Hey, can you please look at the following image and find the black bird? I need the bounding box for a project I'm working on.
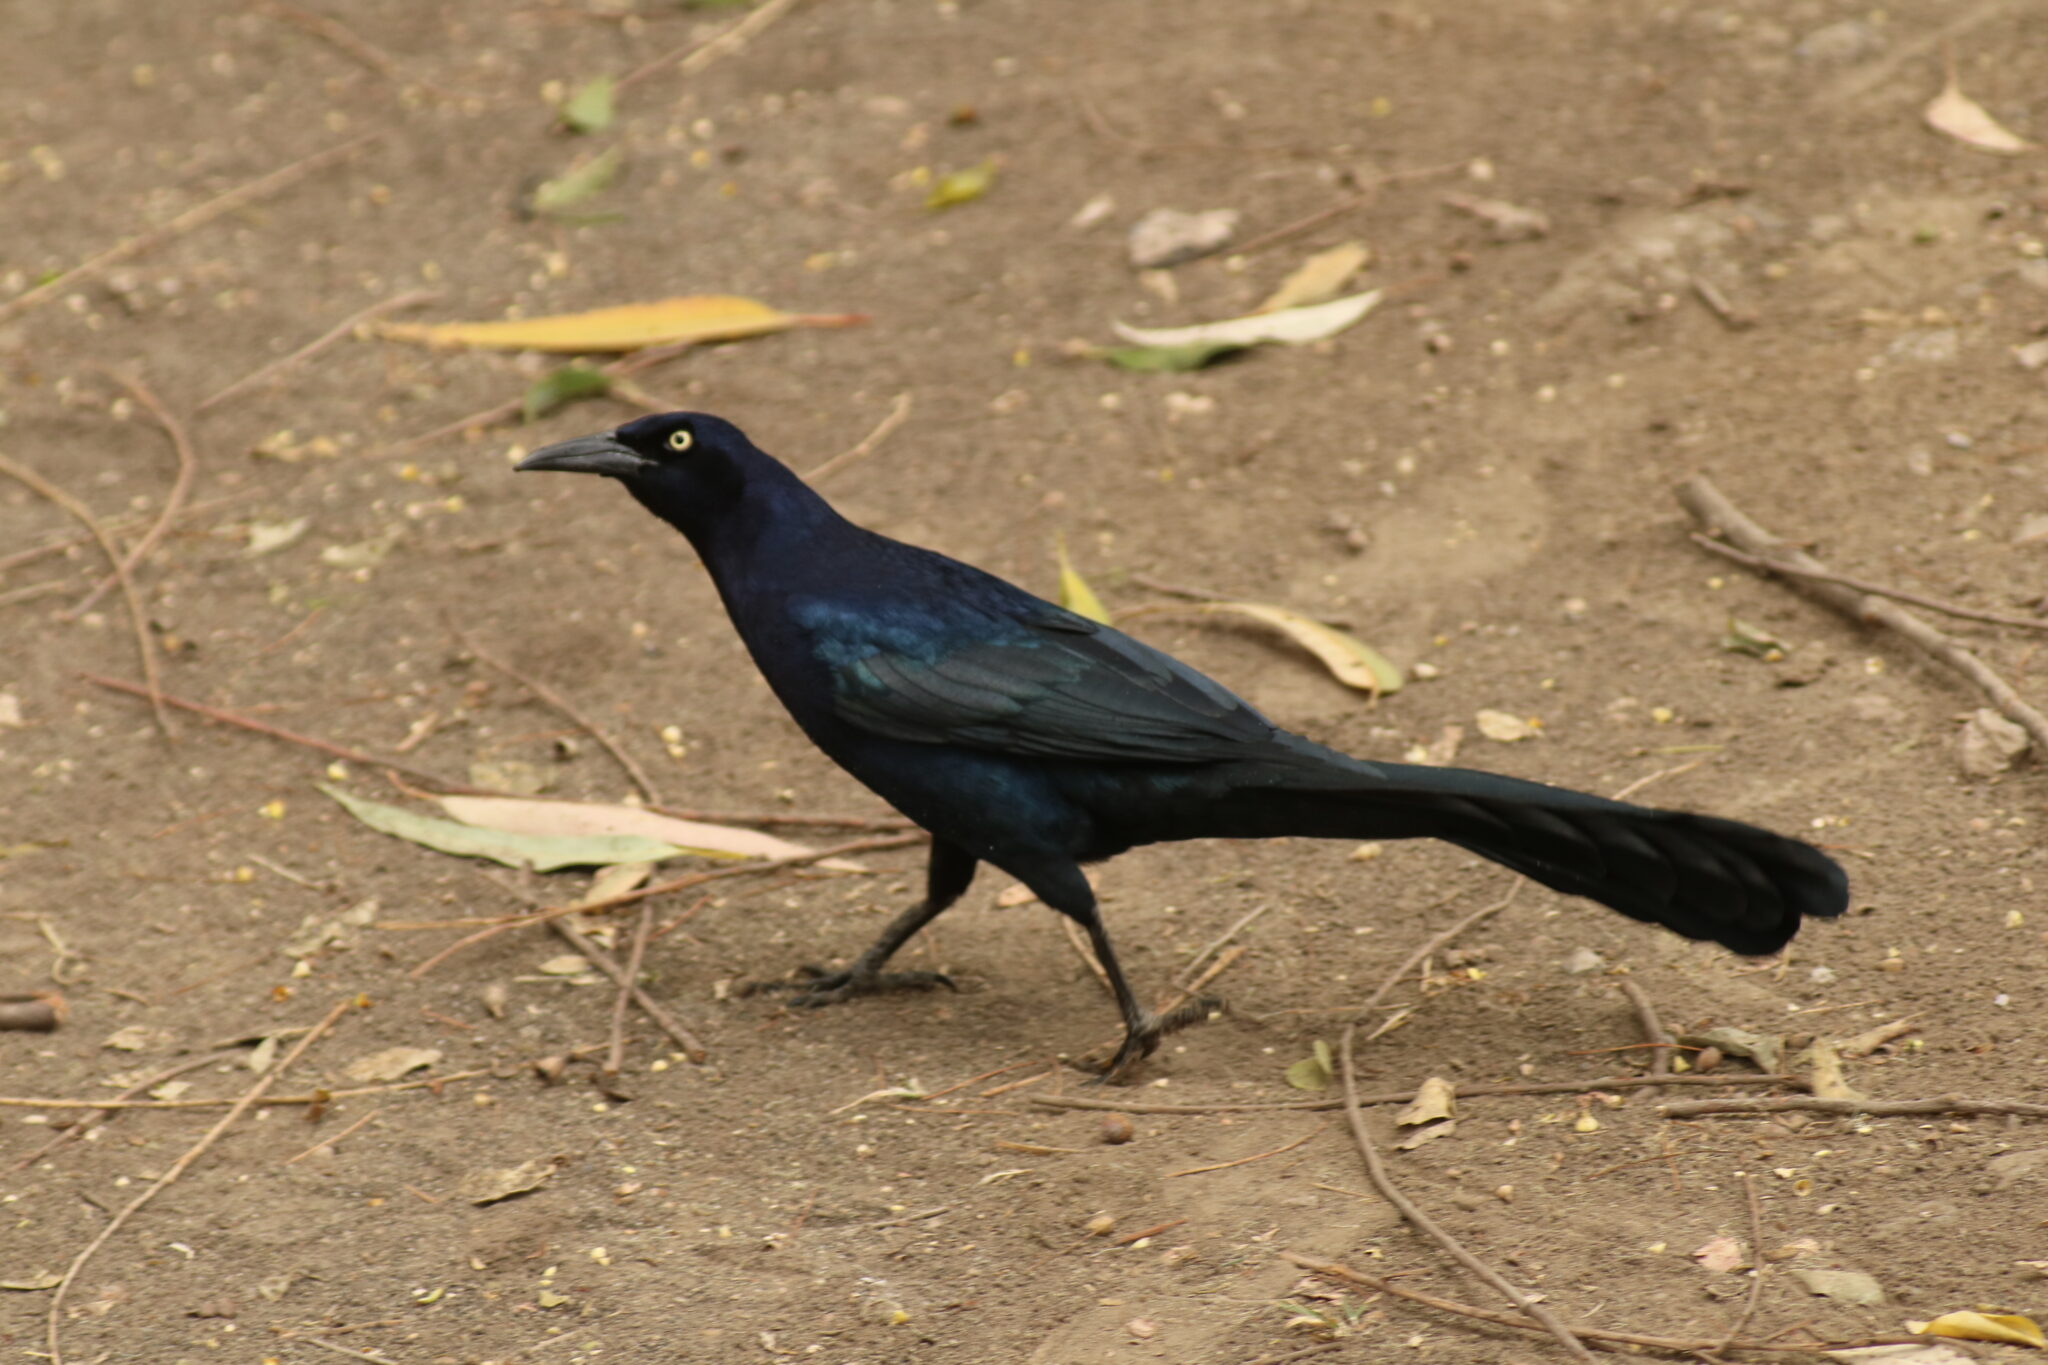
[518,413,1848,1078]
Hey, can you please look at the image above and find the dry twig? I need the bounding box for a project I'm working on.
[451,622,662,804]
[0,134,380,326]
[71,371,200,618]
[604,904,656,1079]
[199,289,437,412]
[283,1107,381,1165]
[2,461,170,736]
[1664,1094,2048,1121]
[615,0,804,94]
[1690,533,2048,634]
[1721,1173,1768,1351]
[805,392,913,485]
[1679,476,2048,753]
[551,906,706,1063]
[1228,160,1469,258]
[1618,979,1675,1078]
[5,1051,235,1173]
[1280,1253,1922,1357]
[1167,1122,1323,1177]
[46,999,352,1365]
[1032,1071,1799,1117]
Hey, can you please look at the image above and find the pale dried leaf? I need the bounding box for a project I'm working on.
[1128,207,1239,269]
[437,795,864,871]
[244,516,310,557]
[1692,1235,1746,1274]
[1835,1016,1918,1059]
[1392,1118,1455,1151]
[1112,289,1381,350]
[1258,241,1372,313]
[102,1025,173,1053]
[343,1046,442,1083]
[0,1272,63,1292]
[1795,1268,1886,1305]
[1807,1037,1863,1101]
[1444,193,1550,240]
[1475,709,1537,742]
[1394,1076,1456,1127]
[1679,1026,1784,1074]
[458,1157,556,1205]
[537,955,595,976]
[1957,707,2029,777]
[1925,76,2035,155]
[1120,601,1401,696]
[324,786,685,871]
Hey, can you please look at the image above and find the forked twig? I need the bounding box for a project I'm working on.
[71,371,199,617]
[1618,979,1674,1078]
[805,392,912,485]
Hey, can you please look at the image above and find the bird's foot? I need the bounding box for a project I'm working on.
[1083,995,1225,1085]
[744,963,958,1007]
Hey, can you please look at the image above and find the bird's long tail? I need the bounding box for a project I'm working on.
[1185,746,1848,955]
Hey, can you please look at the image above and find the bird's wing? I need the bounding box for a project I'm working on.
[792,595,1276,764]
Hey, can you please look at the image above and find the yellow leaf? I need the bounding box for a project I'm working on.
[1055,537,1111,624]
[1915,1312,2047,1347]
[375,296,864,353]
[927,157,998,210]
[1475,708,1538,742]
[1925,68,2035,155]
[1117,601,1403,697]
[1258,241,1372,313]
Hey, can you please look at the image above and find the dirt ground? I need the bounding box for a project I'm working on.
[5,1,2048,1362]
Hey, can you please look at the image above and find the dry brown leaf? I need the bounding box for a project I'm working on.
[1392,1118,1456,1151]
[343,1046,442,1083]
[1394,1076,1456,1127]
[1807,1038,1863,1101]
[458,1157,556,1205]
[1257,241,1372,313]
[1925,71,2035,155]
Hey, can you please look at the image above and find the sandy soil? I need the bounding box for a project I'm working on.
[4,2,2047,1362]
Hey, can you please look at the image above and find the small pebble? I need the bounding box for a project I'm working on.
[1099,1113,1135,1145]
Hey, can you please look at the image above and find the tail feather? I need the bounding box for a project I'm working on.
[1189,751,1848,955]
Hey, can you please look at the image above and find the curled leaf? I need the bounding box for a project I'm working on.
[927,157,998,210]
[1118,601,1402,697]
[1914,1312,2046,1347]
[559,76,615,135]
[1055,537,1111,625]
[1395,1076,1456,1127]
[1111,289,1382,351]
[376,295,863,354]
[1258,241,1371,313]
[522,364,611,422]
[1721,617,1789,660]
[530,145,623,216]
[1925,70,2034,155]
[1806,1037,1864,1101]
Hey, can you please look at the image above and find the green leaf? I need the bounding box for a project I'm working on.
[522,364,612,422]
[559,76,616,135]
[531,145,623,216]
[1284,1046,1333,1092]
[926,157,998,210]
[319,784,683,871]
[1097,341,1246,373]
[1055,536,1111,624]
[1720,616,1789,661]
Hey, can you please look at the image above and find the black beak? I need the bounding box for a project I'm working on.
[516,432,649,479]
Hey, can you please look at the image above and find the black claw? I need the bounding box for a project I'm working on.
[1082,997,1227,1085]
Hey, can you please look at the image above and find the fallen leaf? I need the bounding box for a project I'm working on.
[1692,1235,1747,1274]
[1392,1118,1456,1151]
[436,794,864,870]
[322,785,686,871]
[1128,207,1239,269]
[320,528,403,571]
[343,1046,441,1083]
[537,954,596,976]
[1925,70,2035,155]
[1795,1268,1886,1305]
[1118,601,1402,696]
[1096,341,1247,372]
[522,364,612,422]
[283,897,381,960]
[559,76,615,134]
[1722,617,1790,661]
[1258,241,1371,313]
[467,760,550,797]
[1285,1040,1335,1091]
[1395,1076,1456,1127]
[1807,1038,1863,1101]
[1680,1026,1785,1075]
[1443,193,1550,240]
[102,1025,173,1053]
[375,295,862,354]
[244,517,310,557]
[458,1157,556,1205]
[927,157,997,210]
[1475,709,1538,742]
[530,145,624,216]
[582,861,654,905]
[1055,537,1111,625]
[1835,1016,1918,1059]
[1914,1311,2046,1347]
[0,1272,63,1292]
[1112,289,1382,351]
[1957,707,2029,778]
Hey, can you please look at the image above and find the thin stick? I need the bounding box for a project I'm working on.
[0,491,259,575]
[404,833,921,977]
[1664,1094,2048,1120]
[0,579,72,608]
[1227,160,1469,257]
[81,671,488,792]
[452,623,661,804]
[0,134,379,326]
[1690,534,2048,634]
[70,372,200,617]
[1619,979,1674,1078]
[302,1337,395,1364]
[805,392,912,485]
[1032,1071,1800,1116]
[254,0,468,102]
[549,910,707,1063]
[1336,1023,1599,1363]
[1356,880,1522,1019]
[1167,1121,1322,1177]
[1161,943,1246,1015]
[283,1107,380,1165]
[46,999,351,1365]
[198,290,437,412]
[604,905,655,1079]
[1720,1173,1768,1351]
[1,460,169,736]
[5,1051,237,1173]
[614,0,804,94]
[1281,1253,1923,1357]
[1111,1218,1188,1247]
[1178,903,1272,986]
[1678,476,2048,753]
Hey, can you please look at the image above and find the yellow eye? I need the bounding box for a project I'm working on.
[666,428,694,453]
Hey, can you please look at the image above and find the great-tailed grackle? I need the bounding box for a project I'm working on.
[519,412,1849,1078]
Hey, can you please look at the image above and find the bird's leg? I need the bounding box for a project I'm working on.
[1032,865,1221,1083]
[748,839,976,1005]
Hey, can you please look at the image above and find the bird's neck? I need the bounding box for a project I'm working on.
[630,468,856,596]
